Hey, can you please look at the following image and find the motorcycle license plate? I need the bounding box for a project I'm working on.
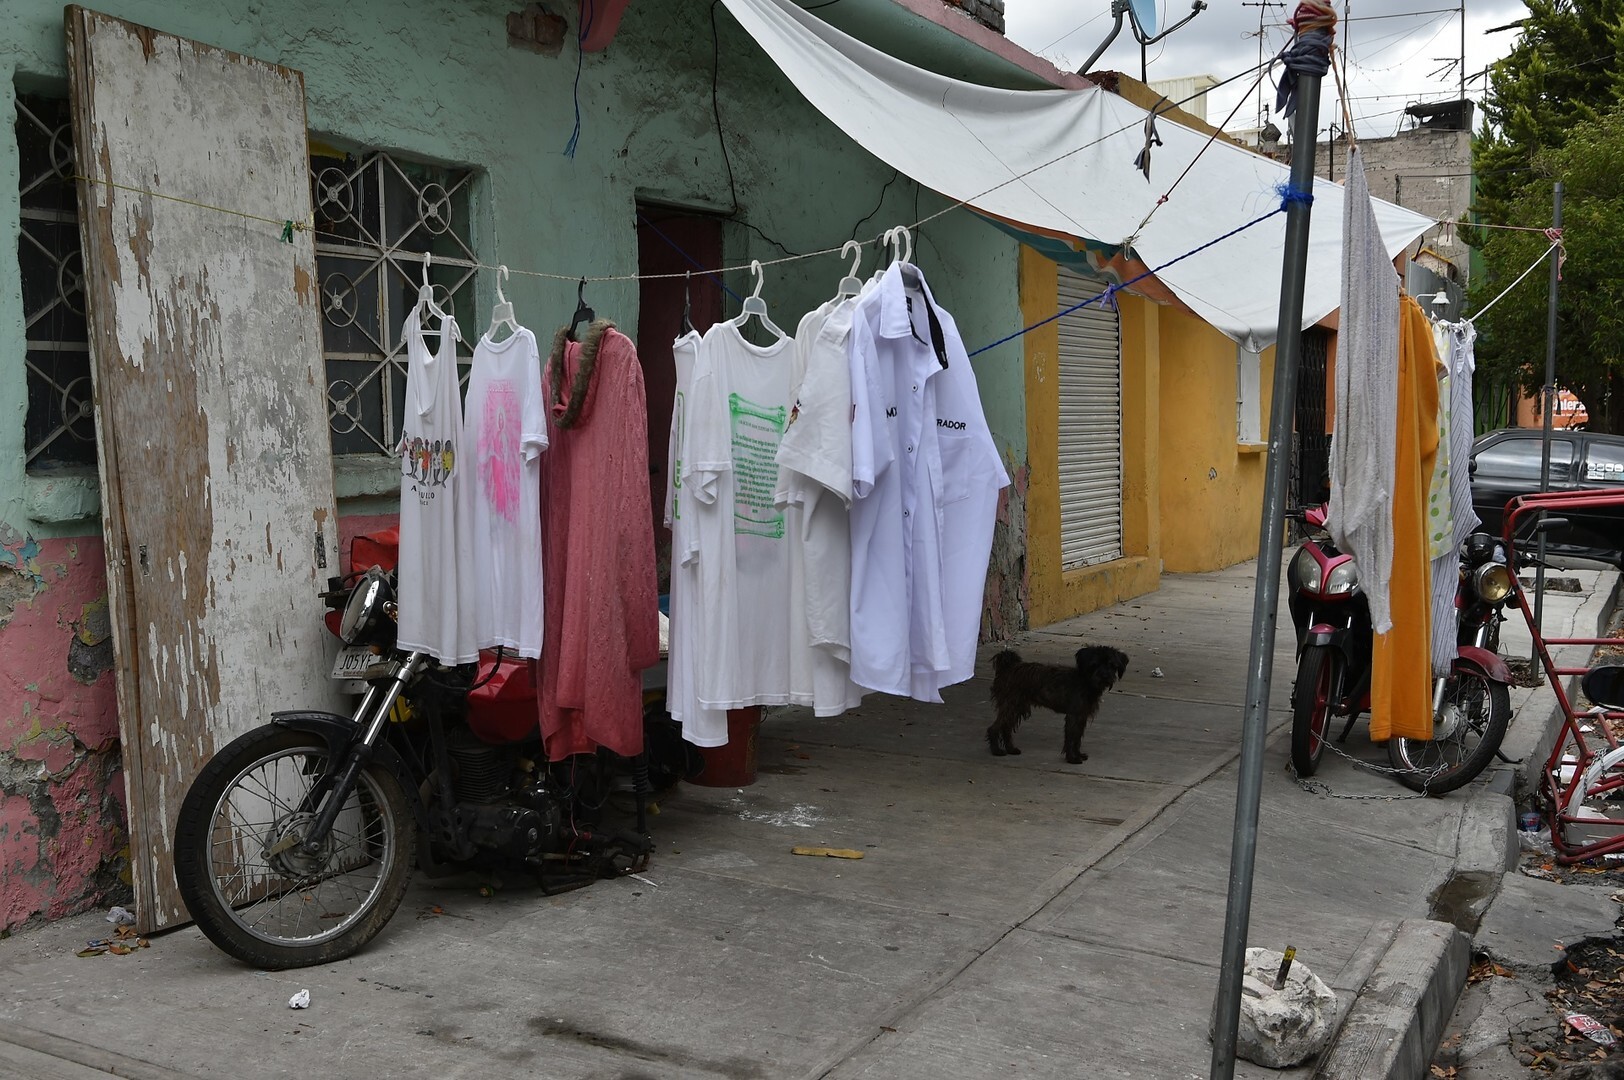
[330,644,375,680]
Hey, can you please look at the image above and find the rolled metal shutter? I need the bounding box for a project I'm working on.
[1057,267,1123,569]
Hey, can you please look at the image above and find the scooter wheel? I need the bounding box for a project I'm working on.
[173,725,414,969]
[1386,666,1511,795]
[1291,646,1337,777]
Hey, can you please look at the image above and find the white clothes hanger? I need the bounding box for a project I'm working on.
[487,264,519,341]
[417,252,466,346]
[837,240,864,298]
[730,259,787,341]
[885,226,921,288]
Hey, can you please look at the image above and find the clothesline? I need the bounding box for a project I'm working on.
[1466,241,1562,323]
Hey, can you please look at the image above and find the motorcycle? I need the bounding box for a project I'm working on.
[172,562,678,970]
[1285,505,1515,793]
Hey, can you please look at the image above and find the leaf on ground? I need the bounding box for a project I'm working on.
[75,947,106,958]
[107,944,131,956]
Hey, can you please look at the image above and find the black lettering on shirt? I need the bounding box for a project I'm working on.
[936,418,966,431]
[885,405,898,418]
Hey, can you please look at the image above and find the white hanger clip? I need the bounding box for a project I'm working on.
[731,259,786,341]
[837,240,864,298]
[419,251,435,306]
[488,264,517,340]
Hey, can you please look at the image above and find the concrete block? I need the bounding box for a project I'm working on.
[1477,874,1621,971]
[1223,948,1337,1068]
[1315,918,1471,1080]
[1457,791,1518,876]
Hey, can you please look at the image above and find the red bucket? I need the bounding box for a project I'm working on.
[690,708,761,787]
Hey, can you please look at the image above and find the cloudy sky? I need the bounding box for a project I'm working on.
[1002,0,1528,140]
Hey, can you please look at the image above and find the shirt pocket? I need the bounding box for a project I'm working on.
[936,430,976,504]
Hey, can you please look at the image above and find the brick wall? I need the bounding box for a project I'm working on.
[941,0,1005,34]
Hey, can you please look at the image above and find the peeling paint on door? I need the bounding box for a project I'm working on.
[66,6,341,932]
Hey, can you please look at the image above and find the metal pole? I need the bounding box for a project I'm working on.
[1210,70,1323,1080]
[1532,181,1563,660]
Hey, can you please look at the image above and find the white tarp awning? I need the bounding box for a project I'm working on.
[721,0,1436,350]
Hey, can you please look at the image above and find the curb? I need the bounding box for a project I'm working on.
[1314,919,1472,1080]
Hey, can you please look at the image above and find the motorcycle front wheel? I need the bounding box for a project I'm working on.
[1290,646,1338,777]
[1386,667,1511,795]
[173,725,414,969]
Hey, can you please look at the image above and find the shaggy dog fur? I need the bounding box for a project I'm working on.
[987,646,1130,763]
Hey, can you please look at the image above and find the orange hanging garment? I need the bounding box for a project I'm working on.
[1370,295,1443,742]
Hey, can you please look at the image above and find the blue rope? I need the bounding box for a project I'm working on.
[562,0,592,158]
[635,213,745,304]
[967,194,1305,359]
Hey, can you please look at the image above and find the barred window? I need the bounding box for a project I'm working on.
[310,149,479,456]
[15,93,94,471]
[12,99,483,472]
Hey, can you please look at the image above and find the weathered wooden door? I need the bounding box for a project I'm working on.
[67,7,342,932]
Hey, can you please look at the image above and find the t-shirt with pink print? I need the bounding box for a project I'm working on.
[463,327,548,657]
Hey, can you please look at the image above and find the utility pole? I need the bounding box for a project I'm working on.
[1460,0,1467,103]
[1242,1,1286,132]
[1533,181,1563,662]
[1210,33,1325,1080]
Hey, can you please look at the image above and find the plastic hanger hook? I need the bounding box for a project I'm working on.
[837,241,864,298]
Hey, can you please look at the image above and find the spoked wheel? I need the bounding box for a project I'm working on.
[173,726,414,969]
[1387,667,1511,795]
[1291,646,1338,777]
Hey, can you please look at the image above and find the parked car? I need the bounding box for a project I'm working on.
[1470,427,1624,565]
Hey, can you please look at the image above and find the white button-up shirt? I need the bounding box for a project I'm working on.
[848,263,1009,701]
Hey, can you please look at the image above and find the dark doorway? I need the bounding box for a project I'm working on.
[636,207,725,592]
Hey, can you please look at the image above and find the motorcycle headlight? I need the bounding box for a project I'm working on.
[339,568,391,645]
[1324,560,1361,596]
[1288,546,1321,594]
[1472,561,1514,604]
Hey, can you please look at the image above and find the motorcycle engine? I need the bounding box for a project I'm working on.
[457,776,568,860]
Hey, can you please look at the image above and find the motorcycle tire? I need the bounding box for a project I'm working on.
[173,725,414,970]
[1290,646,1337,777]
[1386,666,1511,795]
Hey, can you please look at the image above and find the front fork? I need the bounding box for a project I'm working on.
[299,651,426,857]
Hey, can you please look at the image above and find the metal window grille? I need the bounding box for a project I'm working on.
[15,94,95,470]
[310,150,478,455]
[1292,328,1332,513]
[14,102,482,468]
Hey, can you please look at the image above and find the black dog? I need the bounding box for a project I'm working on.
[987,646,1129,764]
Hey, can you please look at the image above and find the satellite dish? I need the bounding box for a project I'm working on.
[1127,0,1158,36]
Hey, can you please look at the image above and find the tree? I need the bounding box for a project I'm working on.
[1467,1,1624,431]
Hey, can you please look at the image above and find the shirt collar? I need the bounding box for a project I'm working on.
[873,263,949,368]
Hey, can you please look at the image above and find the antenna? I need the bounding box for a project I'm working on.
[1080,0,1209,80]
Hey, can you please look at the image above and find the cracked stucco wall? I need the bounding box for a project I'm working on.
[0,529,128,931]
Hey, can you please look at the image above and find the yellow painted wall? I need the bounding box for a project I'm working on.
[1156,306,1276,572]
[1022,248,1160,627]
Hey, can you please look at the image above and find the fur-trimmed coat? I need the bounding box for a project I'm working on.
[536,320,660,759]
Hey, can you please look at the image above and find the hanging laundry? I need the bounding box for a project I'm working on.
[537,319,660,759]
[664,330,730,747]
[1370,295,1442,743]
[773,295,868,717]
[395,301,478,665]
[684,319,800,710]
[1427,320,1481,675]
[463,326,547,658]
[1328,146,1401,634]
[847,262,1008,702]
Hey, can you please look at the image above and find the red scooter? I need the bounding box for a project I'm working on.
[1286,506,1515,793]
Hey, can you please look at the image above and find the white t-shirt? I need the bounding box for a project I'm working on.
[775,296,865,717]
[684,320,797,710]
[395,304,478,665]
[848,264,1008,701]
[463,327,547,658]
[664,331,730,746]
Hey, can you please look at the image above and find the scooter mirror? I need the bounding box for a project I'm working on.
[1581,665,1624,711]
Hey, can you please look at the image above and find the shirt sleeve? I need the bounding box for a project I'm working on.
[681,344,729,507]
[848,314,893,500]
[520,331,548,458]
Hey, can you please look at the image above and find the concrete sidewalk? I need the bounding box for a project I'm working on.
[0,559,1608,1080]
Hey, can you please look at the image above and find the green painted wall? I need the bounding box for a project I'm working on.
[0,0,1027,532]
